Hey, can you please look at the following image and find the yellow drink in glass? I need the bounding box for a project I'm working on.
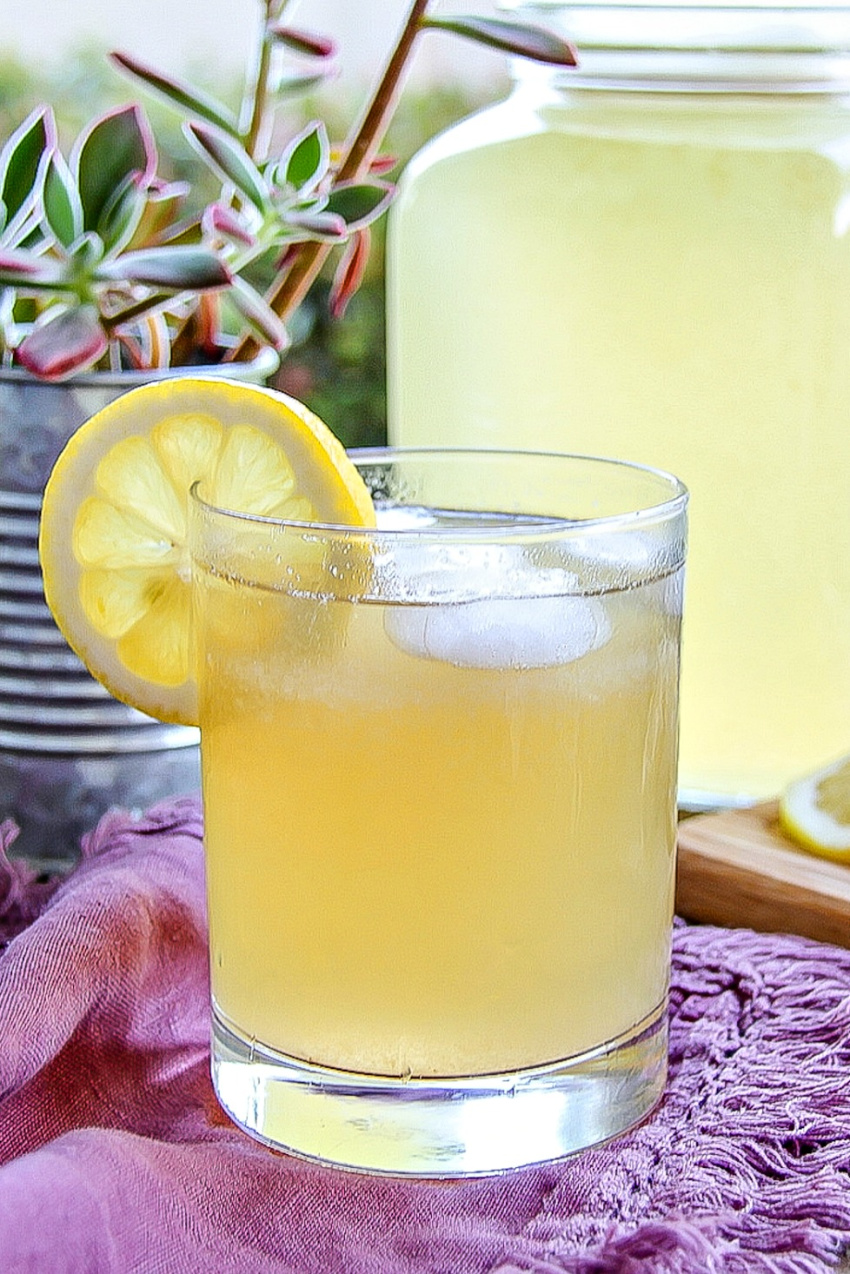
[387,76,850,805]
[191,449,687,1175]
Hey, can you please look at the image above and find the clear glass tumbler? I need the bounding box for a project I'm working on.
[189,449,688,1176]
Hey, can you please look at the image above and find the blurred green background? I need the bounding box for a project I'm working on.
[0,46,503,448]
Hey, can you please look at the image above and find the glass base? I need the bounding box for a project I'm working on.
[211,1003,668,1177]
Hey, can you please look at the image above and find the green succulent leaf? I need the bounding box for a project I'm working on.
[43,152,84,249]
[420,16,577,66]
[324,180,394,230]
[96,245,231,290]
[0,107,53,228]
[15,304,108,380]
[70,232,106,267]
[185,122,271,213]
[98,173,148,255]
[110,51,239,137]
[280,122,329,193]
[272,71,328,97]
[74,105,156,235]
[154,216,204,249]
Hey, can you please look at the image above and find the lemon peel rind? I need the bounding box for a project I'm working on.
[38,376,375,728]
[778,755,850,862]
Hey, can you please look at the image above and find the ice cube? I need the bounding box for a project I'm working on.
[384,592,610,670]
[376,542,528,603]
[561,530,656,573]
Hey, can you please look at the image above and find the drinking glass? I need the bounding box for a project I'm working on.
[189,449,688,1176]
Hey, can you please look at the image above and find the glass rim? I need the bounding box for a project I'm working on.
[189,446,689,539]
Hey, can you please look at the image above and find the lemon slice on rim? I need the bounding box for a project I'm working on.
[38,376,375,727]
[778,753,850,863]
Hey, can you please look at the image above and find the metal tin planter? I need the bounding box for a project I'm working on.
[0,352,278,867]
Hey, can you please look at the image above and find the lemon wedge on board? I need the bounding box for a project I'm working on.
[779,754,850,863]
[38,376,375,727]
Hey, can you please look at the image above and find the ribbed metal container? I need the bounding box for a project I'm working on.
[0,353,278,866]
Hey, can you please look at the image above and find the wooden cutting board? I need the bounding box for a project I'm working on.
[675,801,850,949]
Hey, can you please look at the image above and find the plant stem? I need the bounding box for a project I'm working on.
[170,0,285,366]
[104,292,173,332]
[241,0,276,159]
[227,0,431,363]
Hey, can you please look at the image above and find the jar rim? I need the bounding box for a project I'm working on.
[501,2,850,89]
[499,1,850,46]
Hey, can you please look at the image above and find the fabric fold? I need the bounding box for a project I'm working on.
[0,798,848,1273]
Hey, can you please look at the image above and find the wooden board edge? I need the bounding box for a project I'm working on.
[676,801,850,950]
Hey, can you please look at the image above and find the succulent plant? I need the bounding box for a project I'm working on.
[0,1,575,381]
[0,104,232,379]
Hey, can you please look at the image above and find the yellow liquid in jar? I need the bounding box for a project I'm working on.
[387,92,850,802]
[198,559,679,1078]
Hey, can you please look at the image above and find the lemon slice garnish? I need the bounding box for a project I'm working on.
[778,753,850,862]
[39,376,375,726]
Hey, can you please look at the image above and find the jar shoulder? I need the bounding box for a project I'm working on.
[400,86,850,184]
[398,96,546,185]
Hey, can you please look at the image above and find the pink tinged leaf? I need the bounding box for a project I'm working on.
[368,154,397,177]
[0,249,65,287]
[97,245,231,290]
[146,176,189,200]
[228,275,291,351]
[420,17,577,67]
[284,209,347,240]
[203,202,256,246]
[273,243,299,273]
[0,248,46,275]
[267,24,336,58]
[329,227,371,320]
[184,122,271,214]
[110,51,239,136]
[16,305,108,380]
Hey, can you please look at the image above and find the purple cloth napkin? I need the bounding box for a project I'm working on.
[0,800,849,1274]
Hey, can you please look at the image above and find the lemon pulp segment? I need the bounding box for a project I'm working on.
[38,377,375,725]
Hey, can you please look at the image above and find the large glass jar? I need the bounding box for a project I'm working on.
[386,2,850,806]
